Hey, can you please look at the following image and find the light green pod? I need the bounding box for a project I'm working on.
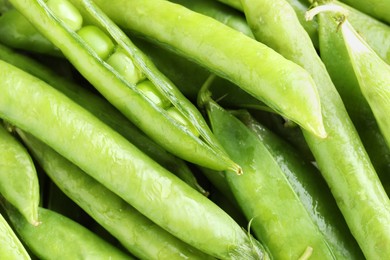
[18,130,215,260]
[5,206,133,259]
[340,20,390,151]
[0,124,39,225]
[0,60,267,260]
[0,213,30,260]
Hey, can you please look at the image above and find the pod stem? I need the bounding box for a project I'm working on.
[305,3,348,24]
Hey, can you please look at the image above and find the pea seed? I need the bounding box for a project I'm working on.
[46,0,83,31]
[106,48,145,84]
[166,106,199,137]
[77,25,115,60]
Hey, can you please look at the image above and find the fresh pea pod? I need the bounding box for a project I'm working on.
[203,98,335,259]
[17,129,214,260]
[8,0,240,173]
[316,6,390,189]
[338,0,390,25]
[0,124,39,226]
[94,0,327,139]
[0,43,207,196]
[0,60,267,259]
[336,13,390,149]
[3,204,132,260]
[336,1,390,64]
[213,0,319,48]
[235,110,364,259]
[0,213,30,260]
[169,0,254,38]
[240,0,390,259]
[0,9,60,57]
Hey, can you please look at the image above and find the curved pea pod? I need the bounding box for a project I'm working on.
[0,60,268,260]
[317,10,390,189]
[4,205,132,259]
[169,0,255,38]
[338,0,390,25]
[213,0,319,48]
[339,18,390,149]
[0,9,60,57]
[0,213,30,260]
[93,0,327,139]
[235,110,364,259]
[8,0,240,174]
[242,1,390,259]
[204,99,335,259]
[0,43,207,196]
[0,124,39,226]
[339,1,390,65]
[17,130,214,260]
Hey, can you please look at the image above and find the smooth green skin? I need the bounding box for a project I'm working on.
[0,43,208,196]
[241,0,390,259]
[318,13,390,191]
[0,8,276,111]
[0,9,60,56]
[46,0,83,31]
[339,0,390,25]
[206,101,335,260]
[214,0,319,48]
[0,124,39,226]
[169,0,255,38]
[0,213,30,260]
[71,0,240,172]
[77,25,115,60]
[18,130,214,260]
[341,21,390,152]
[5,206,132,259]
[94,0,327,139]
[339,1,390,64]
[0,60,265,260]
[8,0,239,173]
[236,111,364,259]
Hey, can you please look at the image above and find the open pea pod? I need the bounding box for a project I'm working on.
[7,0,240,174]
[93,0,327,139]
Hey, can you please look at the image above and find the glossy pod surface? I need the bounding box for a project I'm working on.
[18,130,214,260]
[0,60,266,260]
[93,0,327,139]
[8,0,240,173]
[0,124,39,226]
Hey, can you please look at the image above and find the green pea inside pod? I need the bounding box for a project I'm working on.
[46,0,83,31]
[166,106,200,137]
[136,80,170,109]
[106,48,146,84]
[77,25,115,60]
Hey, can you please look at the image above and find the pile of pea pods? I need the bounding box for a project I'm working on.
[0,0,390,259]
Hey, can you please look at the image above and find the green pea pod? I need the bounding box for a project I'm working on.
[0,213,30,260]
[204,98,335,259]
[0,9,60,57]
[0,60,267,260]
[338,17,390,149]
[337,1,390,64]
[169,0,255,38]
[17,129,214,260]
[3,205,132,259]
[235,110,364,259]
[0,124,39,226]
[8,0,241,174]
[317,8,390,188]
[338,0,390,25]
[241,0,390,259]
[213,0,319,48]
[0,43,208,196]
[94,0,327,139]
